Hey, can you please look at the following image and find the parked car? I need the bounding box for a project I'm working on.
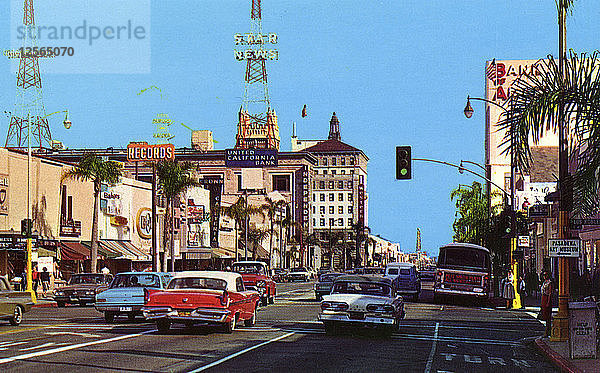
[420,267,436,282]
[232,261,276,306]
[385,262,421,301]
[53,273,113,307]
[317,267,332,277]
[288,267,311,282]
[95,272,172,323]
[362,267,385,276]
[314,272,344,301]
[319,275,405,335]
[0,276,34,326]
[271,268,288,283]
[141,271,260,333]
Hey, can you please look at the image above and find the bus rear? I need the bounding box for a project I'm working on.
[433,243,491,300]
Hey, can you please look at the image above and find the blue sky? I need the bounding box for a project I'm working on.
[2,1,600,257]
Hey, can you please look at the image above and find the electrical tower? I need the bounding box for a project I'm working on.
[5,0,52,148]
[234,0,280,150]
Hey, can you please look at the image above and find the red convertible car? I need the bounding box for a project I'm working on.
[232,261,277,306]
[141,271,260,333]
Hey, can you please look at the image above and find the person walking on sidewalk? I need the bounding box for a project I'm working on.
[40,267,50,297]
[503,271,515,309]
[517,276,526,309]
[540,271,553,337]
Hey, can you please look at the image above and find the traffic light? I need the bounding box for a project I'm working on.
[396,146,411,180]
[21,218,32,238]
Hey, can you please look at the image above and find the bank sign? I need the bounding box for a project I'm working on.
[225,149,277,167]
[548,239,580,257]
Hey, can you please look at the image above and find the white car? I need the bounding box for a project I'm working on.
[287,267,311,282]
[319,275,405,335]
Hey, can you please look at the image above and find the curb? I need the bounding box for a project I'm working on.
[32,301,57,308]
[534,337,582,373]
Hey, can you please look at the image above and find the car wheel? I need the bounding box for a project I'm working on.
[104,311,115,323]
[244,307,257,327]
[223,314,237,333]
[127,312,136,321]
[9,305,23,326]
[323,321,337,335]
[56,301,65,308]
[156,319,170,332]
[316,294,322,301]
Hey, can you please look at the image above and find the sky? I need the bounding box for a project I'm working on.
[2,1,600,257]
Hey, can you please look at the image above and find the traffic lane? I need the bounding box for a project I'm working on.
[275,280,315,298]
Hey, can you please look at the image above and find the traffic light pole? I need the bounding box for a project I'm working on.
[26,113,36,303]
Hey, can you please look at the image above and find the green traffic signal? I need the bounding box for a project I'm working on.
[396,146,411,180]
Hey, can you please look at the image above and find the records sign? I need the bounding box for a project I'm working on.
[0,175,8,215]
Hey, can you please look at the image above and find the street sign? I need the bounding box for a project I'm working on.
[548,239,580,257]
[528,204,550,218]
[518,235,530,247]
[569,218,600,230]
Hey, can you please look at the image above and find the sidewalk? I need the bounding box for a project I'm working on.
[31,293,57,308]
[534,337,599,373]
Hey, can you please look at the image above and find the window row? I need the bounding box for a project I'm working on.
[313,180,353,190]
[321,156,356,166]
[313,205,353,214]
[314,217,354,227]
[312,193,354,202]
[318,169,354,175]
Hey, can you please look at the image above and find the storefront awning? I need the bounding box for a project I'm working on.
[97,240,151,261]
[183,247,212,260]
[59,241,90,261]
[212,248,234,259]
[119,241,151,261]
[579,228,600,241]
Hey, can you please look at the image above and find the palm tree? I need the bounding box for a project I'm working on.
[261,197,287,265]
[62,153,122,273]
[450,182,491,245]
[223,197,263,260]
[302,232,319,268]
[247,225,269,260]
[321,230,344,270]
[154,160,199,272]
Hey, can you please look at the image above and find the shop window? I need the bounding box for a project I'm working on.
[272,175,291,192]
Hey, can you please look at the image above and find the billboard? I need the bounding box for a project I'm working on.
[127,142,175,162]
[225,149,277,167]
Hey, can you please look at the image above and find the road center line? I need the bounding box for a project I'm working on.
[424,322,439,373]
[0,330,154,365]
[188,331,296,373]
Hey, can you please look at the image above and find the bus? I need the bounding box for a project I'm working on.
[433,243,491,302]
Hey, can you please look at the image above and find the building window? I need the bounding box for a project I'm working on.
[348,218,353,226]
[319,181,325,189]
[329,218,335,227]
[338,218,344,226]
[341,170,346,175]
[338,206,343,214]
[329,181,334,189]
[329,193,334,201]
[341,158,346,166]
[320,194,325,202]
[320,206,325,214]
[320,218,325,227]
[339,193,344,201]
[348,193,353,201]
[312,206,316,214]
[313,218,316,226]
[313,193,316,202]
[313,181,316,189]
[323,170,328,175]
[347,206,352,214]
[350,170,355,174]
[329,206,334,214]
[332,158,337,166]
[323,158,328,166]
[272,175,291,192]
[338,181,344,189]
[347,181,353,188]
[237,174,243,192]
[331,170,336,175]
[350,157,355,165]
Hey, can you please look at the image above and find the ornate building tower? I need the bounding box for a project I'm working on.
[5,0,52,148]
[234,0,280,150]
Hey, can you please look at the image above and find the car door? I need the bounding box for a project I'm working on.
[0,278,11,317]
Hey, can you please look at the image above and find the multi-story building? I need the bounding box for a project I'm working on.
[293,113,368,269]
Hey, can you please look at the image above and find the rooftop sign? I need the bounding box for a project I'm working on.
[225,149,277,167]
[127,142,175,162]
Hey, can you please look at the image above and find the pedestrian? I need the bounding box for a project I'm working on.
[532,272,540,298]
[32,267,39,294]
[503,271,515,309]
[40,267,50,297]
[540,271,553,337]
[517,275,526,308]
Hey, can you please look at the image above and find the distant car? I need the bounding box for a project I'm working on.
[95,272,172,323]
[420,268,436,282]
[232,261,276,306]
[141,271,260,333]
[314,272,344,301]
[0,276,34,326]
[362,267,385,276]
[319,275,405,335]
[317,267,332,277]
[271,268,288,283]
[385,262,421,301]
[288,267,310,282]
[53,273,113,307]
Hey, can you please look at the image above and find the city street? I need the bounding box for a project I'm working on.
[0,281,557,373]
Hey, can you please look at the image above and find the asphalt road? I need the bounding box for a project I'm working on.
[0,280,557,373]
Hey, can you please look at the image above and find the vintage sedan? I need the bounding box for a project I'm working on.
[232,261,276,306]
[0,276,34,326]
[288,267,311,282]
[95,272,172,322]
[141,271,260,333]
[319,275,405,335]
[53,273,113,307]
[314,272,343,301]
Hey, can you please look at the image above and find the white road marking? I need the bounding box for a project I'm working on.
[0,341,29,347]
[424,322,439,373]
[0,330,154,365]
[19,342,55,351]
[45,331,101,338]
[187,332,296,373]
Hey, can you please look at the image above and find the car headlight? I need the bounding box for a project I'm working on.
[86,291,95,295]
[54,290,64,296]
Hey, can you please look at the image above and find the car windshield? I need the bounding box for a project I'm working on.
[440,247,490,270]
[364,268,383,274]
[233,264,265,275]
[69,274,105,284]
[332,281,391,297]
[168,277,227,290]
[387,268,398,275]
[319,273,342,282]
[110,274,160,288]
[399,269,411,276]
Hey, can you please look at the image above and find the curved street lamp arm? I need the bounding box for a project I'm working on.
[412,157,509,197]
[467,95,509,112]
[460,159,486,173]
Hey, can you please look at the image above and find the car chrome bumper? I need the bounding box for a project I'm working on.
[318,313,396,325]
[142,307,230,323]
[54,296,96,303]
[434,288,486,297]
[95,304,144,312]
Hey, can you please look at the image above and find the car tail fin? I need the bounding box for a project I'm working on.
[219,290,229,306]
[144,288,159,304]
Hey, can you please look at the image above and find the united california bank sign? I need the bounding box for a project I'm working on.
[225,149,277,167]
